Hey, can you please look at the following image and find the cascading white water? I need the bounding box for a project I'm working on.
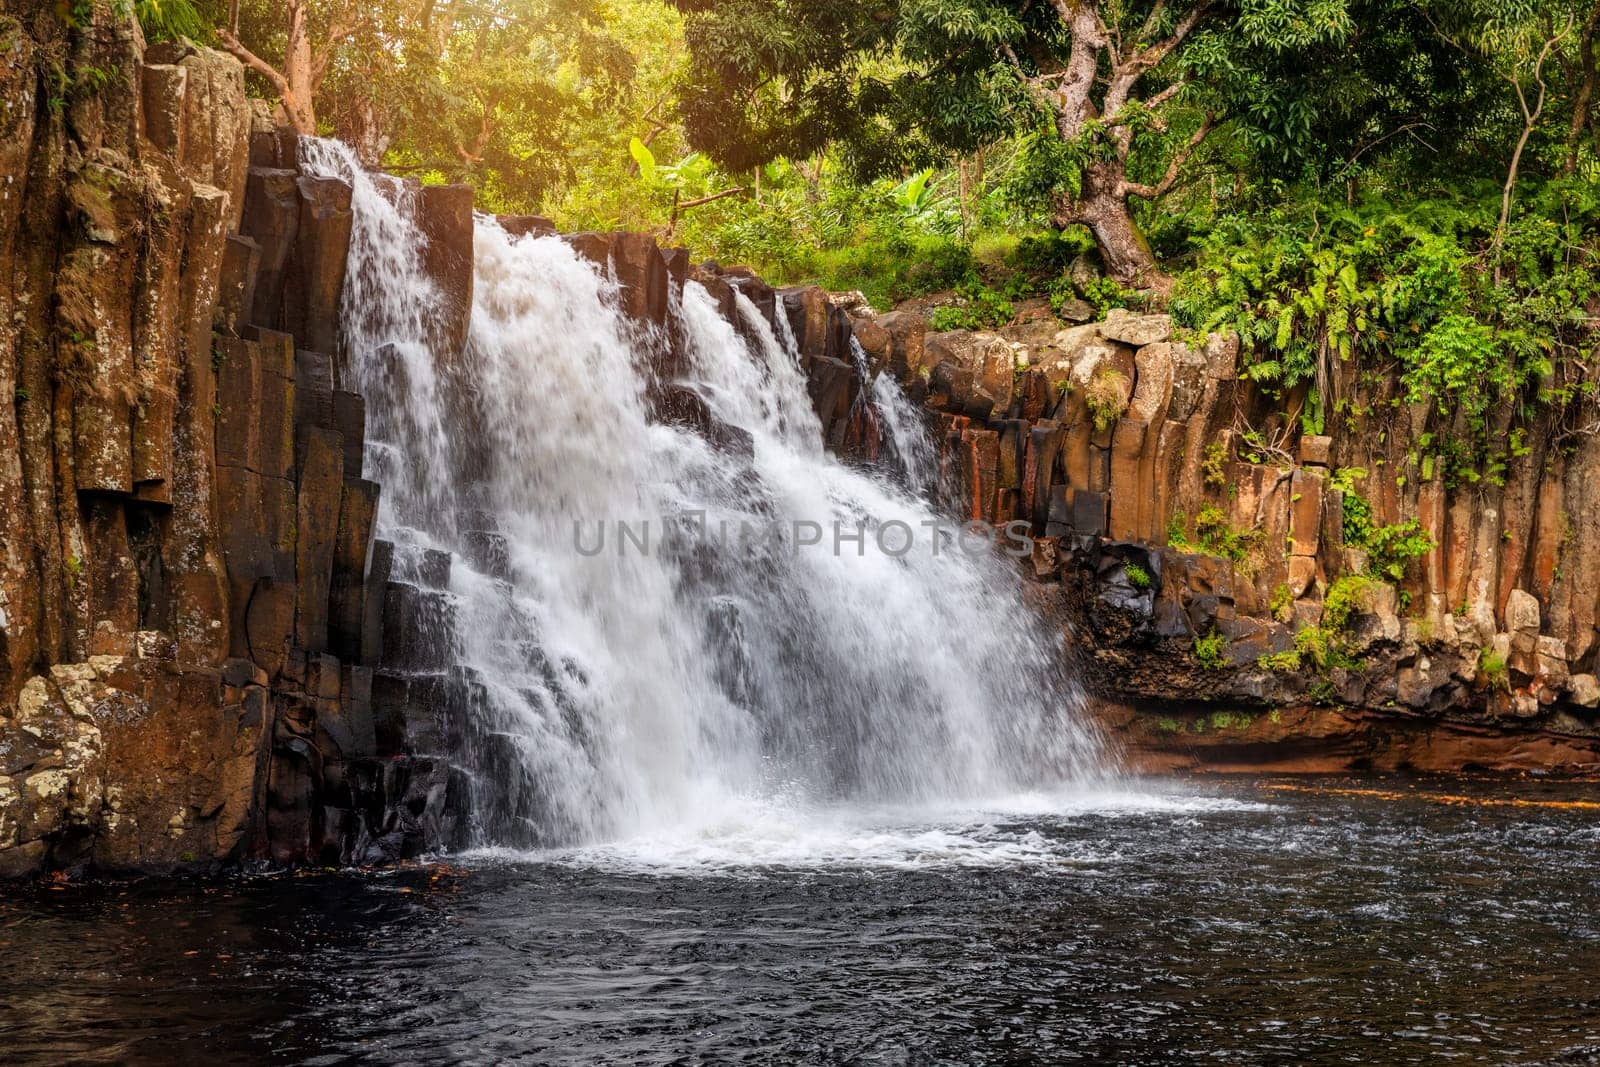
[302,139,1106,852]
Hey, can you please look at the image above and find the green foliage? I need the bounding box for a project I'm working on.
[168,0,1600,454]
[929,280,1014,331]
[1364,519,1436,583]
[1268,583,1293,622]
[1083,367,1128,434]
[1479,647,1510,691]
[1193,629,1228,670]
[1167,512,1191,550]
[135,0,209,42]
[1078,274,1136,316]
[1171,187,1600,476]
[1321,574,1374,634]
[1202,441,1229,489]
[1167,506,1260,568]
[1124,562,1152,590]
[1191,504,1258,564]
[1291,574,1376,675]
[1258,649,1302,672]
[1331,468,1372,545]
[627,137,657,181]
[1331,465,1436,581]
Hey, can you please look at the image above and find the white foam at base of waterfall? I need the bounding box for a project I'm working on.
[459,788,1273,873]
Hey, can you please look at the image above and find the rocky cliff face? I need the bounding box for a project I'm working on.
[840,300,1600,774]
[0,3,469,877]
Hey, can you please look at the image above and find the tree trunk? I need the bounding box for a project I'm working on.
[1565,12,1597,175]
[281,0,316,134]
[1053,165,1168,290]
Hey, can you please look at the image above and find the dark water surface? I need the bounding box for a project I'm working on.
[5,777,1600,1065]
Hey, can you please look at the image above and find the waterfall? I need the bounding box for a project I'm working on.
[301,139,1105,851]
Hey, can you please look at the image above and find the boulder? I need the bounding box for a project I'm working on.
[1298,435,1333,467]
[1287,555,1317,599]
[1162,342,1210,422]
[849,314,891,376]
[1128,342,1175,423]
[1055,296,1095,323]
[611,231,670,330]
[1100,308,1172,346]
[418,183,475,362]
[877,310,927,377]
[1350,580,1402,649]
[1569,673,1600,709]
[1203,331,1239,380]
[1537,635,1569,685]
[1506,588,1541,640]
[1031,323,1102,392]
[497,215,554,238]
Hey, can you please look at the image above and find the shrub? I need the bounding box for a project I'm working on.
[1202,441,1229,489]
[1268,583,1293,622]
[1258,649,1302,672]
[1364,519,1436,583]
[1292,574,1374,673]
[1166,512,1193,551]
[1192,504,1258,564]
[1479,648,1510,691]
[1083,367,1128,434]
[1320,574,1374,633]
[1193,629,1228,670]
[928,282,1014,331]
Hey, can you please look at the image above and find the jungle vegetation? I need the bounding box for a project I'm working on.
[136,0,1600,472]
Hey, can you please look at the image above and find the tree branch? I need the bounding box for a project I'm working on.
[674,187,748,213]
[1137,0,1170,47]
[1140,78,1189,115]
[1048,0,1108,135]
[1103,2,1210,121]
[312,0,366,93]
[1494,20,1571,278]
[217,28,290,97]
[1120,112,1216,198]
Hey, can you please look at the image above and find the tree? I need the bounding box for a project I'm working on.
[206,0,637,203]
[668,0,1368,288]
[379,0,636,201]
[215,0,369,135]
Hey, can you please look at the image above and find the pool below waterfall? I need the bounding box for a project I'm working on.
[5,776,1599,1065]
